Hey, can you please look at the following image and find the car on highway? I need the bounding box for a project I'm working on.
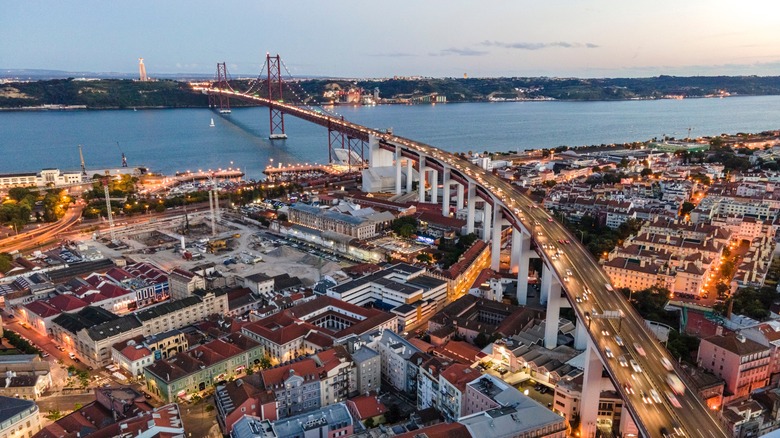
[564,239,571,244]
[615,336,624,347]
[605,347,613,358]
[661,357,674,371]
[547,218,553,222]
[630,359,642,373]
[536,231,543,236]
[666,373,686,395]
[601,329,610,336]
[633,343,646,357]
[650,389,662,404]
[666,391,681,408]
[565,269,572,276]
[618,356,628,367]
[563,276,570,282]
[623,383,634,394]
[575,295,582,303]
[641,391,652,404]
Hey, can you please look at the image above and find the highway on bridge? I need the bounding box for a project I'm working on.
[204,87,728,438]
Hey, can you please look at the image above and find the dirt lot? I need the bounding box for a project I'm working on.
[78,212,350,286]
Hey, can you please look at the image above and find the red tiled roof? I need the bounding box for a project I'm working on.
[394,422,471,438]
[347,393,388,420]
[106,267,133,282]
[243,313,316,346]
[119,344,152,362]
[97,282,131,298]
[48,294,88,312]
[439,363,480,391]
[25,301,61,318]
[433,341,482,365]
[81,293,109,304]
[260,358,320,389]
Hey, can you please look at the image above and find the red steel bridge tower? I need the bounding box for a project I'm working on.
[208,54,367,167]
[266,53,287,140]
[209,62,231,114]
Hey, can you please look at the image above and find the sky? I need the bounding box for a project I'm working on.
[3,0,780,78]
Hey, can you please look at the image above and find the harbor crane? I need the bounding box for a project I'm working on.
[116,142,128,168]
[102,170,117,242]
[78,144,87,176]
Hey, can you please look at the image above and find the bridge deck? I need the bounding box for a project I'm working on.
[203,87,729,438]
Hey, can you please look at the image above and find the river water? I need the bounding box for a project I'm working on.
[2,96,779,180]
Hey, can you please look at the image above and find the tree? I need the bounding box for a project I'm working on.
[715,282,730,299]
[640,168,653,177]
[45,410,63,420]
[542,180,557,188]
[277,212,288,222]
[364,418,375,428]
[391,216,418,238]
[259,356,272,369]
[680,202,695,216]
[720,260,736,279]
[0,253,12,274]
[416,253,433,264]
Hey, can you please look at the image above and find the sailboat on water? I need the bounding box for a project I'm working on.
[209,118,215,127]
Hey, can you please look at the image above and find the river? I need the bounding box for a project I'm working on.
[1,96,779,180]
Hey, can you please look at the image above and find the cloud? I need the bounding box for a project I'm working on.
[369,52,416,57]
[432,47,490,57]
[481,40,599,50]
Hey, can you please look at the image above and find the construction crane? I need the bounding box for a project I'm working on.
[103,170,116,242]
[116,142,128,168]
[78,145,87,176]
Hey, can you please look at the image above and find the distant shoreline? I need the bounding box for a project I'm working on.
[0,93,762,113]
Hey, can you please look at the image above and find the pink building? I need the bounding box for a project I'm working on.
[697,331,771,403]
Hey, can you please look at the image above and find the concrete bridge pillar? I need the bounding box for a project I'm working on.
[368,134,393,167]
[540,262,552,305]
[574,318,589,350]
[544,274,562,349]
[418,156,426,203]
[466,181,476,235]
[430,169,438,205]
[490,202,502,271]
[395,145,402,196]
[579,341,604,438]
[456,183,464,210]
[482,202,492,243]
[441,167,451,217]
[406,158,413,193]
[513,231,532,305]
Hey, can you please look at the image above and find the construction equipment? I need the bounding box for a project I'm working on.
[116,142,128,167]
[78,145,87,176]
[103,170,116,242]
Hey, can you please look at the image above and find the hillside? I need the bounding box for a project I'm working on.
[3,75,780,109]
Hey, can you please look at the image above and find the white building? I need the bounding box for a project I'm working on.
[327,263,447,331]
[0,168,84,189]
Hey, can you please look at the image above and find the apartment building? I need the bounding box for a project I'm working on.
[168,267,206,300]
[0,397,41,438]
[144,332,264,403]
[50,290,228,368]
[698,330,771,403]
[242,296,396,364]
[214,374,278,435]
[287,203,383,240]
[327,263,447,331]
